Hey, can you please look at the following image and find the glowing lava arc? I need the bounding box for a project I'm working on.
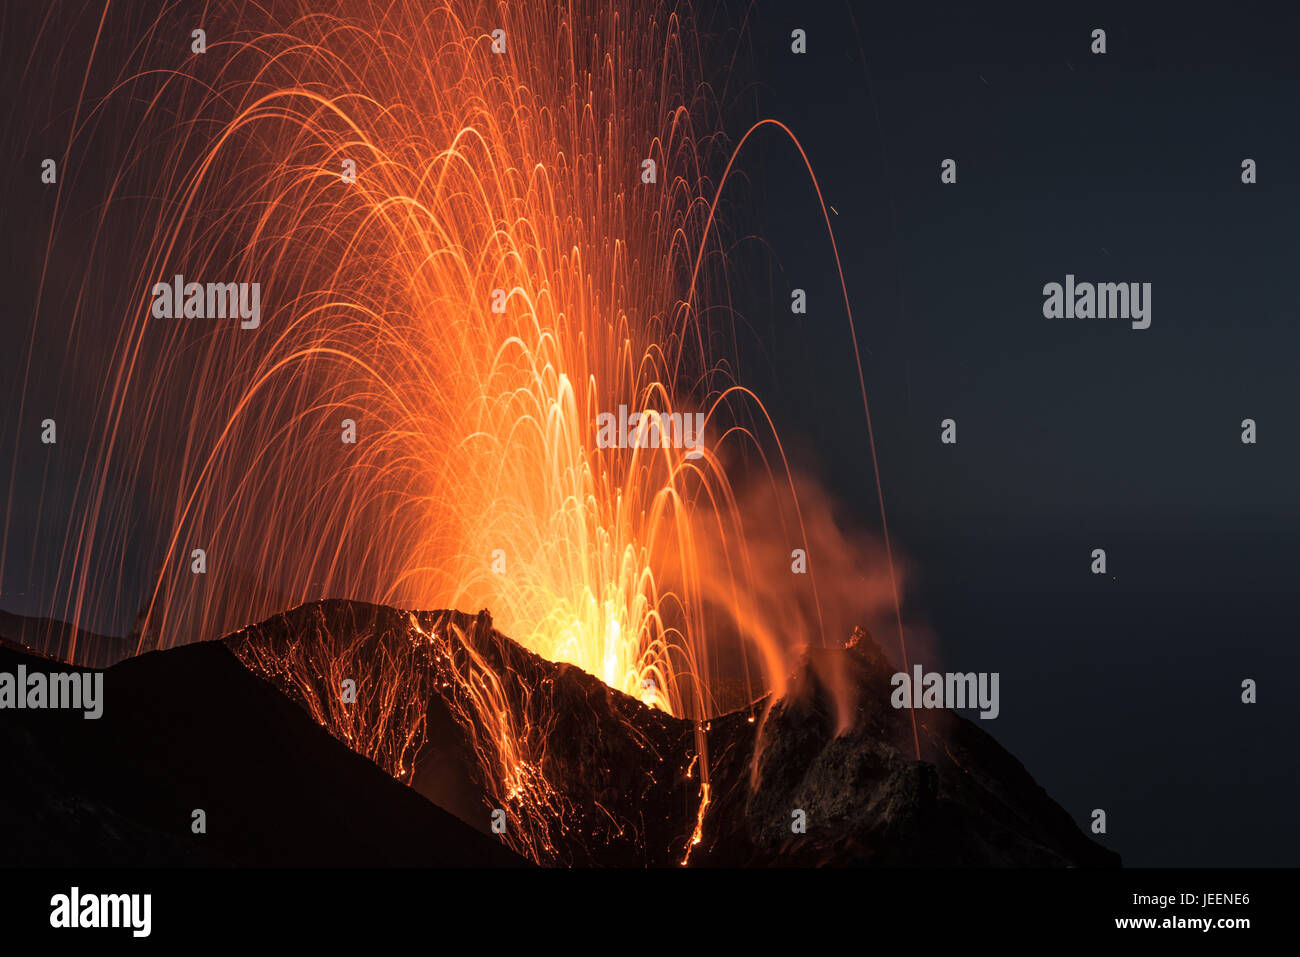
[12,0,913,862]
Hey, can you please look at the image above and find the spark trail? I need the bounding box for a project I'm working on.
[6,0,914,861]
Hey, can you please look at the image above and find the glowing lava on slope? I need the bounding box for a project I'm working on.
[10,0,912,862]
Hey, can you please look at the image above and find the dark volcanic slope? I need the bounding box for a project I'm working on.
[0,611,138,669]
[224,601,702,867]
[227,601,1118,867]
[695,628,1118,866]
[0,640,527,867]
[2,598,1116,867]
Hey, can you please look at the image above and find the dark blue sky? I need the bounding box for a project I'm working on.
[722,0,1300,865]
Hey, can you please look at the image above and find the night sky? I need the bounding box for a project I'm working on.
[3,0,1297,867]
[727,0,1300,866]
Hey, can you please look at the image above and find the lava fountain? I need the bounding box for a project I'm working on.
[6,0,913,861]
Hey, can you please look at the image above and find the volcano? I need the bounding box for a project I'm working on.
[1,600,1117,867]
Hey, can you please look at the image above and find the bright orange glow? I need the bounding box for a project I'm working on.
[129,0,757,721]
[16,0,916,862]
